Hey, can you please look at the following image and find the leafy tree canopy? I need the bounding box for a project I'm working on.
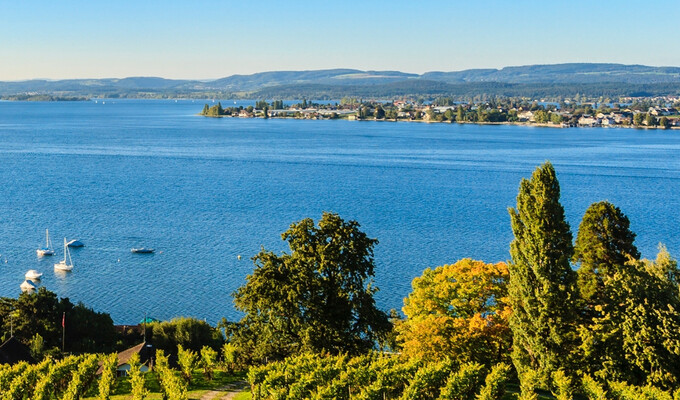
[573,201,640,306]
[230,212,390,362]
[396,259,511,366]
[149,316,223,354]
[0,287,116,353]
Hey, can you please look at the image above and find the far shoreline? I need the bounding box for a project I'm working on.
[197,113,680,131]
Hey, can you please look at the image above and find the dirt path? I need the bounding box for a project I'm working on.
[199,381,249,400]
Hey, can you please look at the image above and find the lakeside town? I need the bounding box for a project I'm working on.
[200,96,680,129]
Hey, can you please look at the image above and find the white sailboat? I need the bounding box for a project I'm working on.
[54,238,74,272]
[36,229,55,256]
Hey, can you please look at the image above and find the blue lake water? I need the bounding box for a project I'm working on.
[0,99,678,324]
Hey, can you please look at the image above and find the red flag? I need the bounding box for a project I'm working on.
[62,312,65,328]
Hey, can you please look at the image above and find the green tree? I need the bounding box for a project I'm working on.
[615,249,680,387]
[200,104,209,115]
[633,113,644,126]
[645,113,657,126]
[508,162,578,385]
[374,106,385,119]
[29,333,44,359]
[533,110,549,123]
[572,202,643,381]
[149,317,223,354]
[550,113,564,124]
[0,288,116,353]
[456,105,464,122]
[660,116,670,129]
[231,212,390,362]
[574,201,640,307]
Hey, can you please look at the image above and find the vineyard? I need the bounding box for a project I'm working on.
[247,353,680,400]
[0,345,247,400]
[0,355,100,400]
[247,353,510,400]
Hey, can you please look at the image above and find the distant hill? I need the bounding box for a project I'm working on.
[2,63,680,100]
[204,69,418,91]
[421,63,680,84]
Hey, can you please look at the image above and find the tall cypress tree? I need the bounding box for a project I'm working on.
[508,162,577,384]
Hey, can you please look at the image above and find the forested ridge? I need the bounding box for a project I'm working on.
[3,63,680,100]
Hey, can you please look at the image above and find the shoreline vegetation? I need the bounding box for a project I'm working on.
[0,94,89,101]
[2,163,680,398]
[199,97,680,130]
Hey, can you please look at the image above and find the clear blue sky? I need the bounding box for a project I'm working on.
[1,0,678,80]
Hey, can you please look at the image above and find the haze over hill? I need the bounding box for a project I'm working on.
[2,63,680,100]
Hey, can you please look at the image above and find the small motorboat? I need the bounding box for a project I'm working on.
[20,280,37,292]
[54,238,75,272]
[37,229,55,256]
[25,270,43,280]
[131,247,154,254]
[66,239,85,248]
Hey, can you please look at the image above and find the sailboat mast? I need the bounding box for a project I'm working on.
[46,229,49,248]
[65,238,73,266]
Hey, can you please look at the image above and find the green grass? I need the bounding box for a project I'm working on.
[232,388,252,400]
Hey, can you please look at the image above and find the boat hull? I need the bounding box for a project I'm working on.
[20,280,37,292]
[131,248,154,254]
[54,262,73,271]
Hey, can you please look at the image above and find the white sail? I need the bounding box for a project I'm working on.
[37,229,55,256]
[54,237,74,271]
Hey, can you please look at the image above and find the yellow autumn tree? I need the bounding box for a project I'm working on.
[396,258,512,366]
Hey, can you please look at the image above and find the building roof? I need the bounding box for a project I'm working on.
[97,341,156,375]
[0,336,35,365]
[117,341,154,367]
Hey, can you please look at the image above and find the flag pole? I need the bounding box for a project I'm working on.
[61,312,65,352]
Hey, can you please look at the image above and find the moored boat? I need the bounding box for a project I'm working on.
[36,229,55,256]
[20,280,37,292]
[25,269,43,280]
[131,247,154,254]
[66,239,85,247]
[54,238,74,271]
